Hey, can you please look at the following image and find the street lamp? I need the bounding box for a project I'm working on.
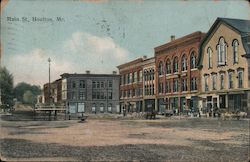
[48,58,51,105]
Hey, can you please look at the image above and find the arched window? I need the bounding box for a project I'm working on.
[158,61,163,75]
[233,40,239,64]
[217,37,227,65]
[108,103,112,113]
[207,47,212,68]
[165,59,171,74]
[190,52,196,69]
[173,57,178,73]
[238,71,243,88]
[181,54,187,71]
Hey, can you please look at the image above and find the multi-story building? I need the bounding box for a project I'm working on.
[197,18,250,114]
[43,78,62,104]
[60,71,120,114]
[117,58,144,112]
[154,32,205,114]
[142,57,156,112]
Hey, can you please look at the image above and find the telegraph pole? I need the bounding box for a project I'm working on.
[48,58,51,105]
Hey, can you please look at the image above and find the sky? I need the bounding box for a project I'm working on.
[1,0,250,87]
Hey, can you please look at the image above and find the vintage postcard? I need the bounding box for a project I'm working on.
[0,0,250,161]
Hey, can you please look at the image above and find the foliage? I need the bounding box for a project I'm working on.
[0,67,14,108]
[14,82,41,104]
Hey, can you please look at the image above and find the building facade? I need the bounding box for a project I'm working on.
[60,72,120,114]
[154,32,205,114]
[142,57,157,112]
[117,58,144,112]
[197,18,250,114]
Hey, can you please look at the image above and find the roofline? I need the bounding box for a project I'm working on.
[154,31,205,53]
[197,17,250,67]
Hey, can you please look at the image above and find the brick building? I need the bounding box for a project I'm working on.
[60,71,120,114]
[154,31,205,114]
[43,78,62,104]
[142,57,156,112]
[197,18,250,114]
[117,58,144,112]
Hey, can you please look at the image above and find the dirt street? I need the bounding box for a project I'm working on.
[0,108,249,161]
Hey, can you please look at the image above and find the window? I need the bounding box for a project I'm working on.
[72,81,76,88]
[127,74,130,84]
[128,90,130,97]
[228,72,233,89]
[92,103,96,113]
[181,55,187,71]
[212,75,217,90]
[132,89,135,97]
[158,61,163,75]
[166,59,171,74]
[173,79,178,92]
[191,77,197,91]
[190,52,196,69]
[108,91,112,99]
[152,84,154,95]
[152,69,155,80]
[233,40,239,64]
[100,81,104,88]
[204,76,209,91]
[220,74,224,90]
[96,91,100,99]
[173,57,178,73]
[97,81,100,88]
[71,91,76,99]
[79,80,85,88]
[139,70,143,82]
[100,92,105,99]
[108,80,112,88]
[144,70,148,81]
[207,47,212,68]
[92,81,96,88]
[123,75,126,85]
[108,103,112,112]
[165,80,171,93]
[92,92,96,99]
[158,82,163,94]
[133,72,137,83]
[217,37,227,65]
[181,78,187,91]
[238,71,243,88]
[100,103,104,113]
[79,91,85,100]
[129,73,132,83]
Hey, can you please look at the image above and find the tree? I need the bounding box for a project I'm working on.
[14,82,41,104]
[0,67,14,111]
[23,90,35,104]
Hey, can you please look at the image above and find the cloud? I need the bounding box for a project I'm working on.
[5,32,130,86]
[63,32,130,72]
[6,48,74,86]
[64,32,129,60]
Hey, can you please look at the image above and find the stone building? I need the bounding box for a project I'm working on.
[60,71,120,114]
[197,18,250,114]
[154,32,205,114]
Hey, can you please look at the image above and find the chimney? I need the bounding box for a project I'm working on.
[86,70,90,74]
[112,71,117,75]
[143,55,147,60]
[171,35,175,41]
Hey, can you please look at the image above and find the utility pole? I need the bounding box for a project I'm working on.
[48,58,51,105]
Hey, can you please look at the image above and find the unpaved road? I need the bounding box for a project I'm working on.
[0,109,249,161]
